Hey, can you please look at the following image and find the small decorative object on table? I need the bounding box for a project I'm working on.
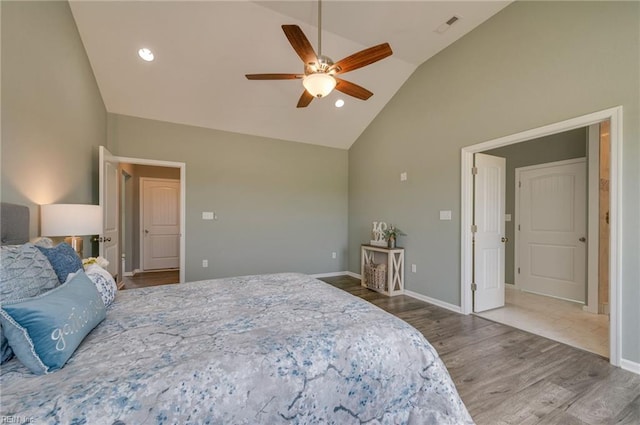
[370,221,388,247]
[383,225,406,249]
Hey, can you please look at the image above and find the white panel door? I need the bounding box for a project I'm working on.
[99,146,119,277]
[517,159,586,302]
[142,178,180,271]
[474,153,506,312]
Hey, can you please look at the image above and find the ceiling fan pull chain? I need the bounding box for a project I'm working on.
[317,0,322,57]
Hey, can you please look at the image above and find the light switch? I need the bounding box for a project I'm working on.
[505,214,512,222]
[202,212,214,220]
[400,172,408,181]
[439,210,452,220]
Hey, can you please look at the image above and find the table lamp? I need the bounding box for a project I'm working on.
[41,204,103,257]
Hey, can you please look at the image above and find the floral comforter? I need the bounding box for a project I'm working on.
[0,273,473,424]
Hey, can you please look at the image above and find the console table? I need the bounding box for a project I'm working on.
[360,244,405,296]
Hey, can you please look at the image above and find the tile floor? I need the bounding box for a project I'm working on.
[476,286,609,358]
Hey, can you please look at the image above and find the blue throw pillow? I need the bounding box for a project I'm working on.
[0,243,60,364]
[36,242,83,283]
[0,270,106,375]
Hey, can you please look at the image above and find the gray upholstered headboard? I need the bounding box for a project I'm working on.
[1,203,30,245]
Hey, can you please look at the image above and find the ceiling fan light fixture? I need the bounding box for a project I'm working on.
[303,73,336,98]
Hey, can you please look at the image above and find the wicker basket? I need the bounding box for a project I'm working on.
[365,262,387,291]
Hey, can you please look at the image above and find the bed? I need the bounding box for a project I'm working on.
[0,203,473,424]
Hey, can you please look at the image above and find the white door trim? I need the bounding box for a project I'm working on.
[586,124,600,314]
[139,177,180,272]
[460,106,622,367]
[101,149,187,284]
[514,157,587,301]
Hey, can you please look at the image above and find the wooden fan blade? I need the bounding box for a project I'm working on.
[335,78,373,100]
[282,25,318,66]
[245,73,303,80]
[297,90,314,108]
[330,43,392,74]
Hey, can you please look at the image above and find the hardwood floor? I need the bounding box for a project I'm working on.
[120,270,179,290]
[320,275,640,425]
[119,272,639,424]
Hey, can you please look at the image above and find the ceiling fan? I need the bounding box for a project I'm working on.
[245,1,392,108]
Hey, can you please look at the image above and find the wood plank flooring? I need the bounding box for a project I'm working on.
[120,270,179,290]
[320,275,640,425]
[119,272,639,424]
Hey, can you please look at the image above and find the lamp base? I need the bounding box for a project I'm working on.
[64,236,83,258]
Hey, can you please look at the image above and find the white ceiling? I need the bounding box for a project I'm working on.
[69,1,510,149]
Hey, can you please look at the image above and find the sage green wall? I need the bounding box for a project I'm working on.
[1,1,106,255]
[348,1,639,362]
[108,114,348,281]
[484,127,587,285]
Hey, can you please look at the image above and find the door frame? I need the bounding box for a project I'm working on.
[460,106,622,367]
[139,177,181,272]
[514,157,587,302]
[101,148,186,284]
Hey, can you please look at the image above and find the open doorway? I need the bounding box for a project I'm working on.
[99,146,186,287]
[473,127,609,357]
[460,107,622,367]
[120,164,181,287]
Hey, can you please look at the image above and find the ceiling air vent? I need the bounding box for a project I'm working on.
[435,15,461,34]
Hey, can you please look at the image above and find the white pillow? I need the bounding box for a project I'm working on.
[83,264,117,307]
[33,237,54,248]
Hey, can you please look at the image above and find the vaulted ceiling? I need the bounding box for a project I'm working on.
[70,1,510,149]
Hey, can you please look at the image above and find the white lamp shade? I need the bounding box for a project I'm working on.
[302,73,336,98]
[41,204,103,237]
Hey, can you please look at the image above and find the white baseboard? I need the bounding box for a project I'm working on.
[505,282,515,289]
[308,271,361,279]
[620,358,640,375]
[311,271,350,278]
[345,271,361,279]
[403,290,462,314]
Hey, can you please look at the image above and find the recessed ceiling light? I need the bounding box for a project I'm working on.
[335,99,345,108]
[138,48,154,62]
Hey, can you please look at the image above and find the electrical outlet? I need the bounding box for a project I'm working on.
[400,172,408,181]
[202,212,214,220]
[332,252,337,259]
[202,259,208,268]
[411,264,417,273]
